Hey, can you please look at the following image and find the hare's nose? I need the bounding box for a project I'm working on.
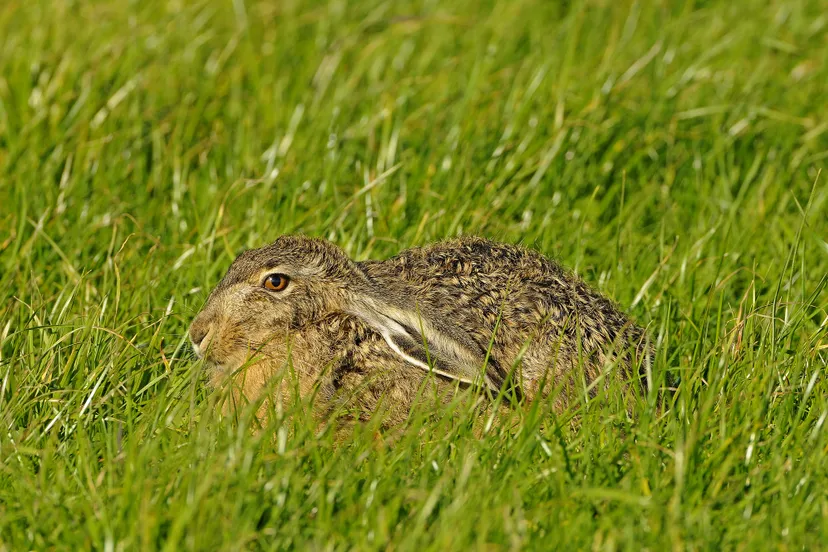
[191,326,207,347]
[189,322,211,356]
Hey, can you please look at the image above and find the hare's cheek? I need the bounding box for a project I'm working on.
[207,324,249,363]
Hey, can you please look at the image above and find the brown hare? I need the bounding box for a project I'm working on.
[189,235,650,428]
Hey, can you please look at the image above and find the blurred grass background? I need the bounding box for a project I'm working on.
[0,0,826,549]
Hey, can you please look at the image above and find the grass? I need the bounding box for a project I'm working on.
[1,0,826,549]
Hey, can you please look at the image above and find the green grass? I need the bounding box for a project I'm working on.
[1,0,827,549]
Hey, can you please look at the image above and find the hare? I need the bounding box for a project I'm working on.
[189,235,650,428]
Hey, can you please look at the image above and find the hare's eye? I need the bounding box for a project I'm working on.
[263,273,289,292]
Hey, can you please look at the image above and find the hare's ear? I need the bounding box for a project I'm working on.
[347,299,499,392]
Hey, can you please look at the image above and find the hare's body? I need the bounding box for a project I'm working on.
[357,238,648,401]
[190,235,649,426]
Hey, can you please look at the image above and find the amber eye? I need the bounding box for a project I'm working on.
[263,273,289,292]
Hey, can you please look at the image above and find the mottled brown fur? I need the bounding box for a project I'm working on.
[189,235,650,428]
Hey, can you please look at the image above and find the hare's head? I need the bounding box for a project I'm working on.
[190,234,498,391]
[189,235,368,372]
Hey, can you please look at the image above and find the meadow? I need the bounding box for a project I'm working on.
[1,0,826,549]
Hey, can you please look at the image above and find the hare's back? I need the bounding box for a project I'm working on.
[359,238,593,333]
[358,237,637,356]
[359,237,565,284]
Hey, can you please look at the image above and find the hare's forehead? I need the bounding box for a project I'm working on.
[219,248,324,285]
